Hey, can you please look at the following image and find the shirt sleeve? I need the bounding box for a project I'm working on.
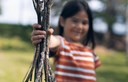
[92,52,101,69]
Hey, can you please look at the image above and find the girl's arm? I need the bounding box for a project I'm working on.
[49,35,61,49]
[31,24,61,49]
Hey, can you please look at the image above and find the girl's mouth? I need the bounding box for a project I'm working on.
[73,30,82,35]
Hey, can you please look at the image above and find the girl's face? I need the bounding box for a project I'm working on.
[61,10,89,43]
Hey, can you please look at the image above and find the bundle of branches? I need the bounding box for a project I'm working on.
[23,0,55,82]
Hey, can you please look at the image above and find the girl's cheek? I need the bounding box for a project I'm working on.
[72,23,76,27]
[85,25,89,31]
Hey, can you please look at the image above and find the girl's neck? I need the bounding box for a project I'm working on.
[64,37,84,47]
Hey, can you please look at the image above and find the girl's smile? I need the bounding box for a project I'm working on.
[61,10,89,43]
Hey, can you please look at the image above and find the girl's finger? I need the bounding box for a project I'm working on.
[47,28,54,35]
[31,35,45,41]
[32,39,42,45]
[32,24,41,29]
[31,30,46,36]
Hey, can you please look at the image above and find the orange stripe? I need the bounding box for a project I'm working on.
[57,55,94,63]
[57,48,91,56]
[56,68,96,77]
[75,59,94,64]
[58,55,73,60]
[57,59,95,69]
[56,75,96,82]
[59,49,93,58]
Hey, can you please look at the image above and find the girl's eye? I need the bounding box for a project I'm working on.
[82,20,88,25]
[71,17,89,25]
[72,18,79,23]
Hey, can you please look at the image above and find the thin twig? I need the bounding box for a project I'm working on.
[23,0,55,82]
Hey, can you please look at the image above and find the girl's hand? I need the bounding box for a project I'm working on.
[31,24,54,45]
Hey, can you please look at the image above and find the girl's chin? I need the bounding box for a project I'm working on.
[71,37,82,42]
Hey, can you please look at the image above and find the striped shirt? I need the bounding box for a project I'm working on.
[54,37,101,82]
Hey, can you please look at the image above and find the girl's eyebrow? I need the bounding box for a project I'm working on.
[72,16,88,21]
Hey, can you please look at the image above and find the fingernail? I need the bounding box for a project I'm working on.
[38,25,41,28]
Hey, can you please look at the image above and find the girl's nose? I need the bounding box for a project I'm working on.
[76,22,83,29]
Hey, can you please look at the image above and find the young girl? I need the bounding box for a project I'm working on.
[31,0,101,82]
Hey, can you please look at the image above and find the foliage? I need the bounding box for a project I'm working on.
[52,0,66,16]
[0,24,32,43]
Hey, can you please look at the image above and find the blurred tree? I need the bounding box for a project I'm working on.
[52,0,66,16]
[93,0,126,50]
[126,0,128,62]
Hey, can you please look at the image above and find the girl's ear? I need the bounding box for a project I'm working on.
[59,16,65,27]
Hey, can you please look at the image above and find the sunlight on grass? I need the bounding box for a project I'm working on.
[0,37,34,82]
[0,50,34,82]
[96,47,128,82]
[0,37,33,51]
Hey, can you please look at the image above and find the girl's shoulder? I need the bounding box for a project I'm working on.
[84,46,93,51]
[54,35,63,38]
[82,46,94,52]
[55,36,94,52]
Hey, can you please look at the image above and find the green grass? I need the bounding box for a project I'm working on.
[96,50,128,82]
[0,50,33,82]
[0,37,33,51]
[0,37,128,82]
[0,37,34,82]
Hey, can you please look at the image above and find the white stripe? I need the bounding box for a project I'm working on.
[61,38,70,49]
[71,51,93,56]
[55,71,96,81]
[60,51,93,57]
[63,45,70,50]
[60,51,73,56]
[56,65,95,74]
[60,51,94,62]
[74,57,94,62]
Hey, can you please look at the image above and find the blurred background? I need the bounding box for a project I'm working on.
[0,0,127,82]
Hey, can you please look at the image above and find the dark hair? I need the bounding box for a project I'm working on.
[58,0,95,49]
